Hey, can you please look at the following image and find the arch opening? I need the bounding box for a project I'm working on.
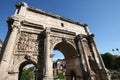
[53,50,66,79]
[54,42,77,58]
[53,42,77,80]
[18,61,37,80]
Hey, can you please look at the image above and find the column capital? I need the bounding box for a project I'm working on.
[76,34,87,41]
[88,34,94,38]
[44,27,51,37]
[11,25,20,30]
[87,34,95,43]
[76,34,83,40]
[11,25,21,34]
[7,17,21,30]
[7,17,20,30]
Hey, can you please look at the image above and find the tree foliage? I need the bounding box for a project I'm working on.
[101,52,115,69]
[20,66,35,80]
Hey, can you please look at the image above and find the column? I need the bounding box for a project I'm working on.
[43,28,53,80]
[78,34,95,80]
[76,35,87,79]
[89,36,111,80]
[0,23,20,80]
[89,35,105,69]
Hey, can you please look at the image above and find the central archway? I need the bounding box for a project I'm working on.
[54,42,77,58]
[53,41,78,80]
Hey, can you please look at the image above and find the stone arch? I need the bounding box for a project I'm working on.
[52,41,81,80]
[51,37,76,53]
[18,60,37,80]
[53,41,77,58]
[12,54,38,73]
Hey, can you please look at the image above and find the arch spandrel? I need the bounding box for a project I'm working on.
[54,42,77,58]
[50,36,77,52]
[9,55,38,73]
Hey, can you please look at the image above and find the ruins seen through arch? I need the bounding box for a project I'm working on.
[0,2,111,80]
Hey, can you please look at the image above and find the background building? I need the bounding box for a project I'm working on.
[53,59,66,76]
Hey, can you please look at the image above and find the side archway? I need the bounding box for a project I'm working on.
[18,61,37,80]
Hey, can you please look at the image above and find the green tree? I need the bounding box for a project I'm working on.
[101,52,115,69]
[20,67,35,80]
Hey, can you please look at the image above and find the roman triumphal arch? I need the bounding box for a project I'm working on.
[0,2,111,80]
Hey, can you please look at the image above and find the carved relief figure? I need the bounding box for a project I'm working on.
[17,32,39,54]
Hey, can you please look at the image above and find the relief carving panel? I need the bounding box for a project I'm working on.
[50,35,75,50]
[16,32,39,55]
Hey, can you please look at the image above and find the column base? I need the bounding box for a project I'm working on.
[83,71,96,80]
[89,71,96,80]
[100,68,111,80]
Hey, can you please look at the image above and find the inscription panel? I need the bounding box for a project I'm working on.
[26,9,87,35]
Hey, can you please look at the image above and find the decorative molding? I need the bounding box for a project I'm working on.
[21,20,44,29]
[51,27,76,36]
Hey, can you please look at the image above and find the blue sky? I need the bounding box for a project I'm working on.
[0,0,120,56]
